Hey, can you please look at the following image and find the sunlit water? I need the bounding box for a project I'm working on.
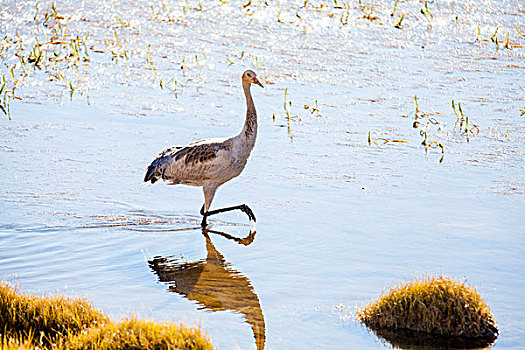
[1,1,524,349]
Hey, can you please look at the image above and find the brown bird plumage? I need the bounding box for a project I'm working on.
[144,70,263,226]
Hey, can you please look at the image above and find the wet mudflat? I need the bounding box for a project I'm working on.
[1,1,524,349]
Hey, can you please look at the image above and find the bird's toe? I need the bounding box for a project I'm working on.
[240,204,256,222]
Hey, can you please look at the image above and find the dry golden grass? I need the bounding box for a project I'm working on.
[0,281,108,346]
[1,281,214,349]
[1,337,35,350]
[66,317,214,350]
[357,275,498,339]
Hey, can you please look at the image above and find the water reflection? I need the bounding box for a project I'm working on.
[372,328,496,350]
[148,229,265,350]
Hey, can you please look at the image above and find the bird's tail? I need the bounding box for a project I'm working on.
[144,158,161,184]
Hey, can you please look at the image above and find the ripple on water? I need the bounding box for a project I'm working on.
[1,0,524,349]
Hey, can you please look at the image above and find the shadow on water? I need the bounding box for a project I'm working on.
[371,328,496,350]
[148,228,265,350]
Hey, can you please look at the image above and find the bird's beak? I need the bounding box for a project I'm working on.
[253,77,264,88]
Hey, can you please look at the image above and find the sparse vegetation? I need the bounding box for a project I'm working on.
[303,99,323,118]
[0,74,14,118]
[419,1,433,27]
[272,87,299,135]
[475,25,525,49]
[357,276,498,340]
[377,94,482,162]
[394,14,404,29]
[370,94,448,162]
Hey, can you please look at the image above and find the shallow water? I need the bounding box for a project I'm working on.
[1,0,524,349]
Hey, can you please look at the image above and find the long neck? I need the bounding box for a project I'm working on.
[240,81,258,141]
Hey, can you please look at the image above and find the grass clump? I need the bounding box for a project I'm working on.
[1,281,215,349]
[0,281,108,346]
[67,317,213,350]
[357,276,498,340]
[1,337,34,350]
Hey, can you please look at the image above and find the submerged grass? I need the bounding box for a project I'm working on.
[357,276,498,339]
[1,281,214,350]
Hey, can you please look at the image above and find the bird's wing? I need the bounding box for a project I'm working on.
[187,137,229,147]
[159,146,183,158]
[144,137,235,185]
[165,141,235,184]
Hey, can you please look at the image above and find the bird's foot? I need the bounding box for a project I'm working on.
[200,204,205,216]
[200,204,255,226]
[239,204,256,222]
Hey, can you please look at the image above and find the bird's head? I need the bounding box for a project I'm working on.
[242,70,264,88]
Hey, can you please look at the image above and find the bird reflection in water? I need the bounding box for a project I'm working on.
[148,228,265,350]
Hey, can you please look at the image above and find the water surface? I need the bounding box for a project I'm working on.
[1,1,524,349]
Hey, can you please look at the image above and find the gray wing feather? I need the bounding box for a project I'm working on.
[143,146,182,184]
[144,140,234,185]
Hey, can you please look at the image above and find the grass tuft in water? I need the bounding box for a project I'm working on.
[357,275,499,339]
[1,336,34,350]
[390,0,398,17]
[394,14,404,29]
[0,74,13,119]
[1,281,215,349]
[66,317,214,350]
[0,281,108,346]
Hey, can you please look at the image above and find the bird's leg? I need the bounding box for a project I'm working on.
[204,204,256,223]
[200,204,208,227]
[201,185,217,227]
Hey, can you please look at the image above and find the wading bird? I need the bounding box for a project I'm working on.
[144,70,263,227]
